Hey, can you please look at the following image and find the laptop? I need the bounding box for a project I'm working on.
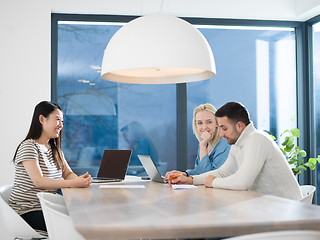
[91,149,132,183]
[138,155,166,183]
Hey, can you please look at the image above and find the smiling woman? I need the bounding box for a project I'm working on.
[39,108,63,145]
[8,101,91,237]
[165,103,230,180]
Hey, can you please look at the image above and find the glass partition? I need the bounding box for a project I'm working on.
[312,21,320,203]
[57,22,176,176]
[56,19,297,179]
[187,26,296,170]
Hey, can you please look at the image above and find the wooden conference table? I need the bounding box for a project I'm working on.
[62,176,320,240]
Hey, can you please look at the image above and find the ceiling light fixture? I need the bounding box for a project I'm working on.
[101,15,216,84]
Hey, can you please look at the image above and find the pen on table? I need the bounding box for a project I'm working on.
[164,174,181,181]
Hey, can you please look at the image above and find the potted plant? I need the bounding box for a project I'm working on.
[271,125,320,176]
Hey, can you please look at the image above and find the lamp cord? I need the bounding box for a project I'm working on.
[159,0,165,14]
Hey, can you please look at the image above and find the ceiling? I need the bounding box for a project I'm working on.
[50,0,320,22]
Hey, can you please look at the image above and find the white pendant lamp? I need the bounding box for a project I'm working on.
[101,15,216,84]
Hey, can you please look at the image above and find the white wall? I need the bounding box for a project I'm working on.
[1,0,320,185]
[0,0,51,185]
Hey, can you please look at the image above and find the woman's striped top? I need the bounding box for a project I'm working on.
[8,139,63,215]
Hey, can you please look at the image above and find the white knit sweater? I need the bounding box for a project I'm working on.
[193,123,303,201]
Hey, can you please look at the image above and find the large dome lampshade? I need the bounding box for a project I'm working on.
[101,15,216,84]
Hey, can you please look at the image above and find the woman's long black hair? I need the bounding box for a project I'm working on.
[13,101,64,170]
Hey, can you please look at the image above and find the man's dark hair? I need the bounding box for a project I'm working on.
[215,102,251,126]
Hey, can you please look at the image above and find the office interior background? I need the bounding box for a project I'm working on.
[1,0,320,203]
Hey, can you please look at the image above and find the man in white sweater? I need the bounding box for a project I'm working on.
[169,102,302,200]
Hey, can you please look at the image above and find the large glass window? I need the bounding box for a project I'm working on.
[312,21,320,204]
[187,26,296,170]
[57,22,176,176]
[55,17,297,180]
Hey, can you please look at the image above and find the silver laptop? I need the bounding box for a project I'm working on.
[138,155,166,183]
[91,149,132,183]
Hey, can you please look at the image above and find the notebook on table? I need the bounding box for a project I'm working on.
[91,149,132,183]
[138,155,166,183]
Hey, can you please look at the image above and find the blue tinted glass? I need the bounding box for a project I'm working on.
[57,23,176,176]
[312,22,320,204]
[57,21,296,180]
[187,27,296,170]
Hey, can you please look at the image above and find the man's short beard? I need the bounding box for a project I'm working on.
[228,125,241,145]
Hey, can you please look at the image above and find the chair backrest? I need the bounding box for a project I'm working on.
[0,184,44,239]
[37,192,85,240]
[227,230,320,240]
[300,185,316,204]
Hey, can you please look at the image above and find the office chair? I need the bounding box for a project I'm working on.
[0,184,45,239]
[300,185,316,204]
[37,192,85,240]
[225,230,320,240]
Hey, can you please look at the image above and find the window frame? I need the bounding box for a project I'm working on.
[51,13,310,192]
[304,15,320,204]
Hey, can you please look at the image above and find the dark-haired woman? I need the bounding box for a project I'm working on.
[8,101,91,236]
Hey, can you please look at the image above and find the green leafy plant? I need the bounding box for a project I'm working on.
[271,127,320,175]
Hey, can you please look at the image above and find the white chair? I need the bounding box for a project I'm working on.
[0,184,45,239]
[37,191,67,209]
[300,185,316,204]
[37,192,85,240]
[225,230,320,240]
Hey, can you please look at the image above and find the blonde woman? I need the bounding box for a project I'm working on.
[165,103,230,179]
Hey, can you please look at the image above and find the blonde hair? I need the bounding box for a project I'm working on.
[192,103,221,146]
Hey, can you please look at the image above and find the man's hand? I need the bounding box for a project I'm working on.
[165,170,184,180]
[204,175,216,188]
[169,175,193,185]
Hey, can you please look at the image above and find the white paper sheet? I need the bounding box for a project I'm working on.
[171,184,197,190]
[99,185,146,189]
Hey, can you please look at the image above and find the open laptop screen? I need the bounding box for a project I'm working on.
[92,149,132,183]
